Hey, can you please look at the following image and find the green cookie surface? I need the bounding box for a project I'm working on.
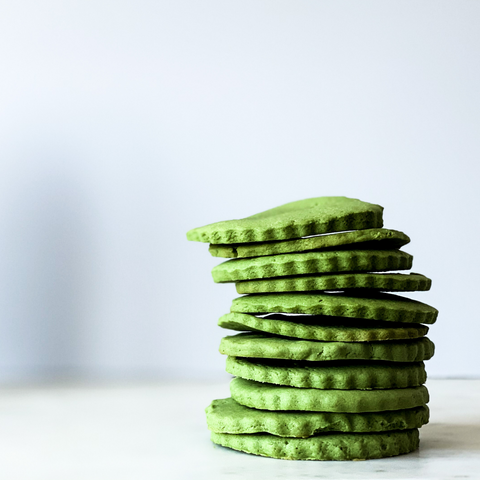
[226,357,427,389]
[231,292,438,324]
[220,333,434,362]
[210,429,419,460]
[230,378,429,412]
[219,313,429,342]
[209,228,410,258]
[206,398,429,436]
[236,272,432,294]
[212,249,412,283]
[187,197,383,244]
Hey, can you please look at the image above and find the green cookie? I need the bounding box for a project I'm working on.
[236,272,432,294]
[212,249,412,283]
[231,292,438,324]
[209,228,410,258]
[230,377,429,412]
[220,333,434,362]
[219,312,429,342]
[206,397,429,436]
[226,357,427,389]
[210,429,419,460]
[187,197,383,244]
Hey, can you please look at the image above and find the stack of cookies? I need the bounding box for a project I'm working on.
[187,197,437,461]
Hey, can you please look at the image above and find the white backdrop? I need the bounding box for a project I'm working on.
[0,1,478,381]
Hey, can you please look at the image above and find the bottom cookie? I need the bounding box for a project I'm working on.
[211,428,420,460]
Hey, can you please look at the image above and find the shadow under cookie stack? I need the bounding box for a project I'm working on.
[187,197,438,461]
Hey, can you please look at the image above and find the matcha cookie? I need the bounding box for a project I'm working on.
[219,312,429,342]
[231,292,438,324]
[230,377,429,412]
[212,249,413,283]
[220,333,434,363]
[226,357,427,389]
[187,197,383,244]
[206,398,429,436]
[210,429,419,460]
[235,272,431,294]
[209,228,410,258]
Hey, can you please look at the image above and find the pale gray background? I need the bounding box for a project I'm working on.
[0,0,478,382]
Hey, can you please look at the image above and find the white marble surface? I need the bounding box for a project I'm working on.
[0,379,478,480]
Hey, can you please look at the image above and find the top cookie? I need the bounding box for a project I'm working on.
[187,197,383,244]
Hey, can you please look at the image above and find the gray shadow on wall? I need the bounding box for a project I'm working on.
[0,166,91,381]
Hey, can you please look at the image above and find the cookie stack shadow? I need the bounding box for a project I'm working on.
[187,197,438,461]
